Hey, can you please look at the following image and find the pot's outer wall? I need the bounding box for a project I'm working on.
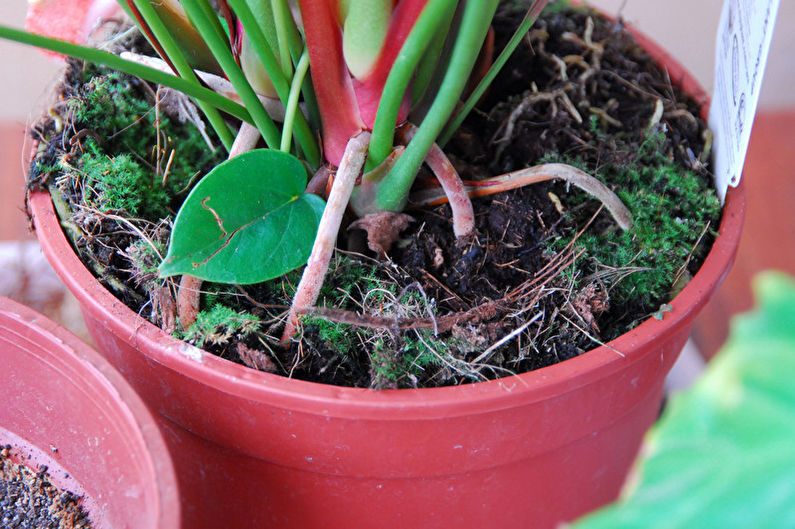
[27,21,746,529]
[0,296,180,529]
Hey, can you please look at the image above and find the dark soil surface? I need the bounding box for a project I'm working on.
[29,3,721,389]
[0,446,92,529]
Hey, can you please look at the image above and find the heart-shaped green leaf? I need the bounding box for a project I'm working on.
[159,149,325,284]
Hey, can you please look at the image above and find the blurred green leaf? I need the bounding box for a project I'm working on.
[159,149,325,284]
[572,272,795,529]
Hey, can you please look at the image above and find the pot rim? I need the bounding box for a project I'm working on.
[26,16,745,419]
[0,295,181,529]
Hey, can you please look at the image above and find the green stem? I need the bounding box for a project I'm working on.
[411,3,456,105]
[375,0,499,212]
[367,0,457,168]
[0,25,251,125]
[181,0,282,149]
[271,0,294,78]
[281,50,311,153]
[228,0,320,166]
[439,0,549,146]
[130,0,235,150]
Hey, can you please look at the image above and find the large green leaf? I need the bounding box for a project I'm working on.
[159,149,325,284]
[572,272,795,528]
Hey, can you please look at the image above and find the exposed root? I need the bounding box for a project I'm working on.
[491,88,582,160]
[410,162,633,231]
[282,131,371,344]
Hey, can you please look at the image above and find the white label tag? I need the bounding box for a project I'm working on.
[708,0,779,203]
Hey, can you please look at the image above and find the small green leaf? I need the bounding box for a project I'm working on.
[159,149,325,284]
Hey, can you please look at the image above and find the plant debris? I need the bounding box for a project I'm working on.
[29,3,721,389]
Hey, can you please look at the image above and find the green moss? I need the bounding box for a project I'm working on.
[303,316,359,357]
[545,131,721,334]
[72,140,170,218]
[179,304,261,348]
[124,238,167,287]
[64,66,223,220]
[370,330,445,387]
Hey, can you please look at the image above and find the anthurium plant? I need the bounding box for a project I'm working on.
[2,0,632,342]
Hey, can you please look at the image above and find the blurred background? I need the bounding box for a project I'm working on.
[0,0,793,363]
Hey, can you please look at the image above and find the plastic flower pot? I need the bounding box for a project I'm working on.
[0,295,180,529]
[26,23,745,529]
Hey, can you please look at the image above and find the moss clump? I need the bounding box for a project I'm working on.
[70,140,170,218]
[123,237,167,288]
[180,304,261,349]
[62,66,223,219]
[370,331,446,389]
[547,131,721,336]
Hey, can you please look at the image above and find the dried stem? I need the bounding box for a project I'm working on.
[410,162,633,231]
[177,273,203,329]
[281,132,372,343]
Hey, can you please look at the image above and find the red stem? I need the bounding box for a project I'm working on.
[299,0,364,165]
[353,0,427,127]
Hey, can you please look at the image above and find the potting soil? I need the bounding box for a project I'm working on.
[0,446,93,529]
[28,3,721,389]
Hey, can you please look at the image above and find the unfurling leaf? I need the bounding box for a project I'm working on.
[159,149,325,284]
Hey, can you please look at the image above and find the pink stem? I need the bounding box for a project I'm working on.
[177,274,203,329]
[281,132,372,343]
[299,0,364,165]
[399,125,475,238]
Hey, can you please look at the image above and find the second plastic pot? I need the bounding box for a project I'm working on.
[0,296,180,529]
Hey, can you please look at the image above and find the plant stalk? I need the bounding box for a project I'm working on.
[439,0,549,146]
[281,132,372,343]
[181,0,283,150]
[281,49,311,153]
[298,0,365,166]
[229,0,320,166]
[129,0,236,149]
[0,25,251,125]
[374,0,499,212]
[367,0,457,167]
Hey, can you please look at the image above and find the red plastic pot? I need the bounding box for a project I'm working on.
[26,23,745,529]
[0,296,180,529]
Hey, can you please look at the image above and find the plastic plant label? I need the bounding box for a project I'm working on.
[708,0,779,203]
